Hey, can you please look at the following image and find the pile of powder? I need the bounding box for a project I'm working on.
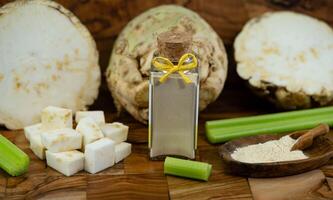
[231,135,308,163]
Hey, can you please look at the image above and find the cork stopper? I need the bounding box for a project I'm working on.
[157,29,192,62]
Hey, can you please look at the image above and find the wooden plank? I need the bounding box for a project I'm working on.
[87,174,169,200]
[6,174,48,199]
[199,146,224,172]
[0,170,6,199]
[164,143,253,199]
[29,175,87,200]
[13,130,29,150]
[167,173,252,200]
[124,144,164,174]
[6,172,86,199]
[248,170,326,200]
[38,190,86,200]
[162,146,253,200]
[94,162,125,175]
[1,130,15,143]
[126,123,149,144]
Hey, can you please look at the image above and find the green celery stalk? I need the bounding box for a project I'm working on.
[209,112,333,133]
[206,107,333,143]
[0,134,29,176]
[208,118,333,143]
[164,157,212,181]
[206,106,333,129]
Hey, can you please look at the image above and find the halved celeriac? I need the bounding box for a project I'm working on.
[0,0,100,130]
[234,11,333,109]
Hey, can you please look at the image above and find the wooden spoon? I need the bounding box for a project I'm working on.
[291,124,330,151]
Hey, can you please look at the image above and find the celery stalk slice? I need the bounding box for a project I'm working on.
[205,107,333,143]
[0,134,29,176]
[164,157,212,181]
[206,106,333,129]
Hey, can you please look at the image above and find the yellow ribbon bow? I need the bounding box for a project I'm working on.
[152,53,198,84]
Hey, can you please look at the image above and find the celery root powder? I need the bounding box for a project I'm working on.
[231,136,308,163]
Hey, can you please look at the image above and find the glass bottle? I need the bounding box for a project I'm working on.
[149,30,199,159]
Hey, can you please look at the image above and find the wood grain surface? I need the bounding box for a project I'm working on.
[0,0,333,199]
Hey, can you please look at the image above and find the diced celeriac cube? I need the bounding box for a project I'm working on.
[41,106,72,130]
[75,111,105,126]
[41,128,82,152]
[84,138,116,174]
[30,132,45,160]
[115,142,131,163]
[46,150,84,176]
[24,123,42,142]
[76,117,104,148]
[101,122,129,144]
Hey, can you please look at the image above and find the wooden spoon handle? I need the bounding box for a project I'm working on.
[291,124,330,151]
[307,124,330,138]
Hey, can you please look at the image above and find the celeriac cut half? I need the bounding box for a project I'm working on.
[0,0,100,129]
[234,11,333,109]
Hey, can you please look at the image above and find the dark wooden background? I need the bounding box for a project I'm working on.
[0,0,333,199]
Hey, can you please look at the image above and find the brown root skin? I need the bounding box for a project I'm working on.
[106,5,228,123]
[248,81,333,110]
